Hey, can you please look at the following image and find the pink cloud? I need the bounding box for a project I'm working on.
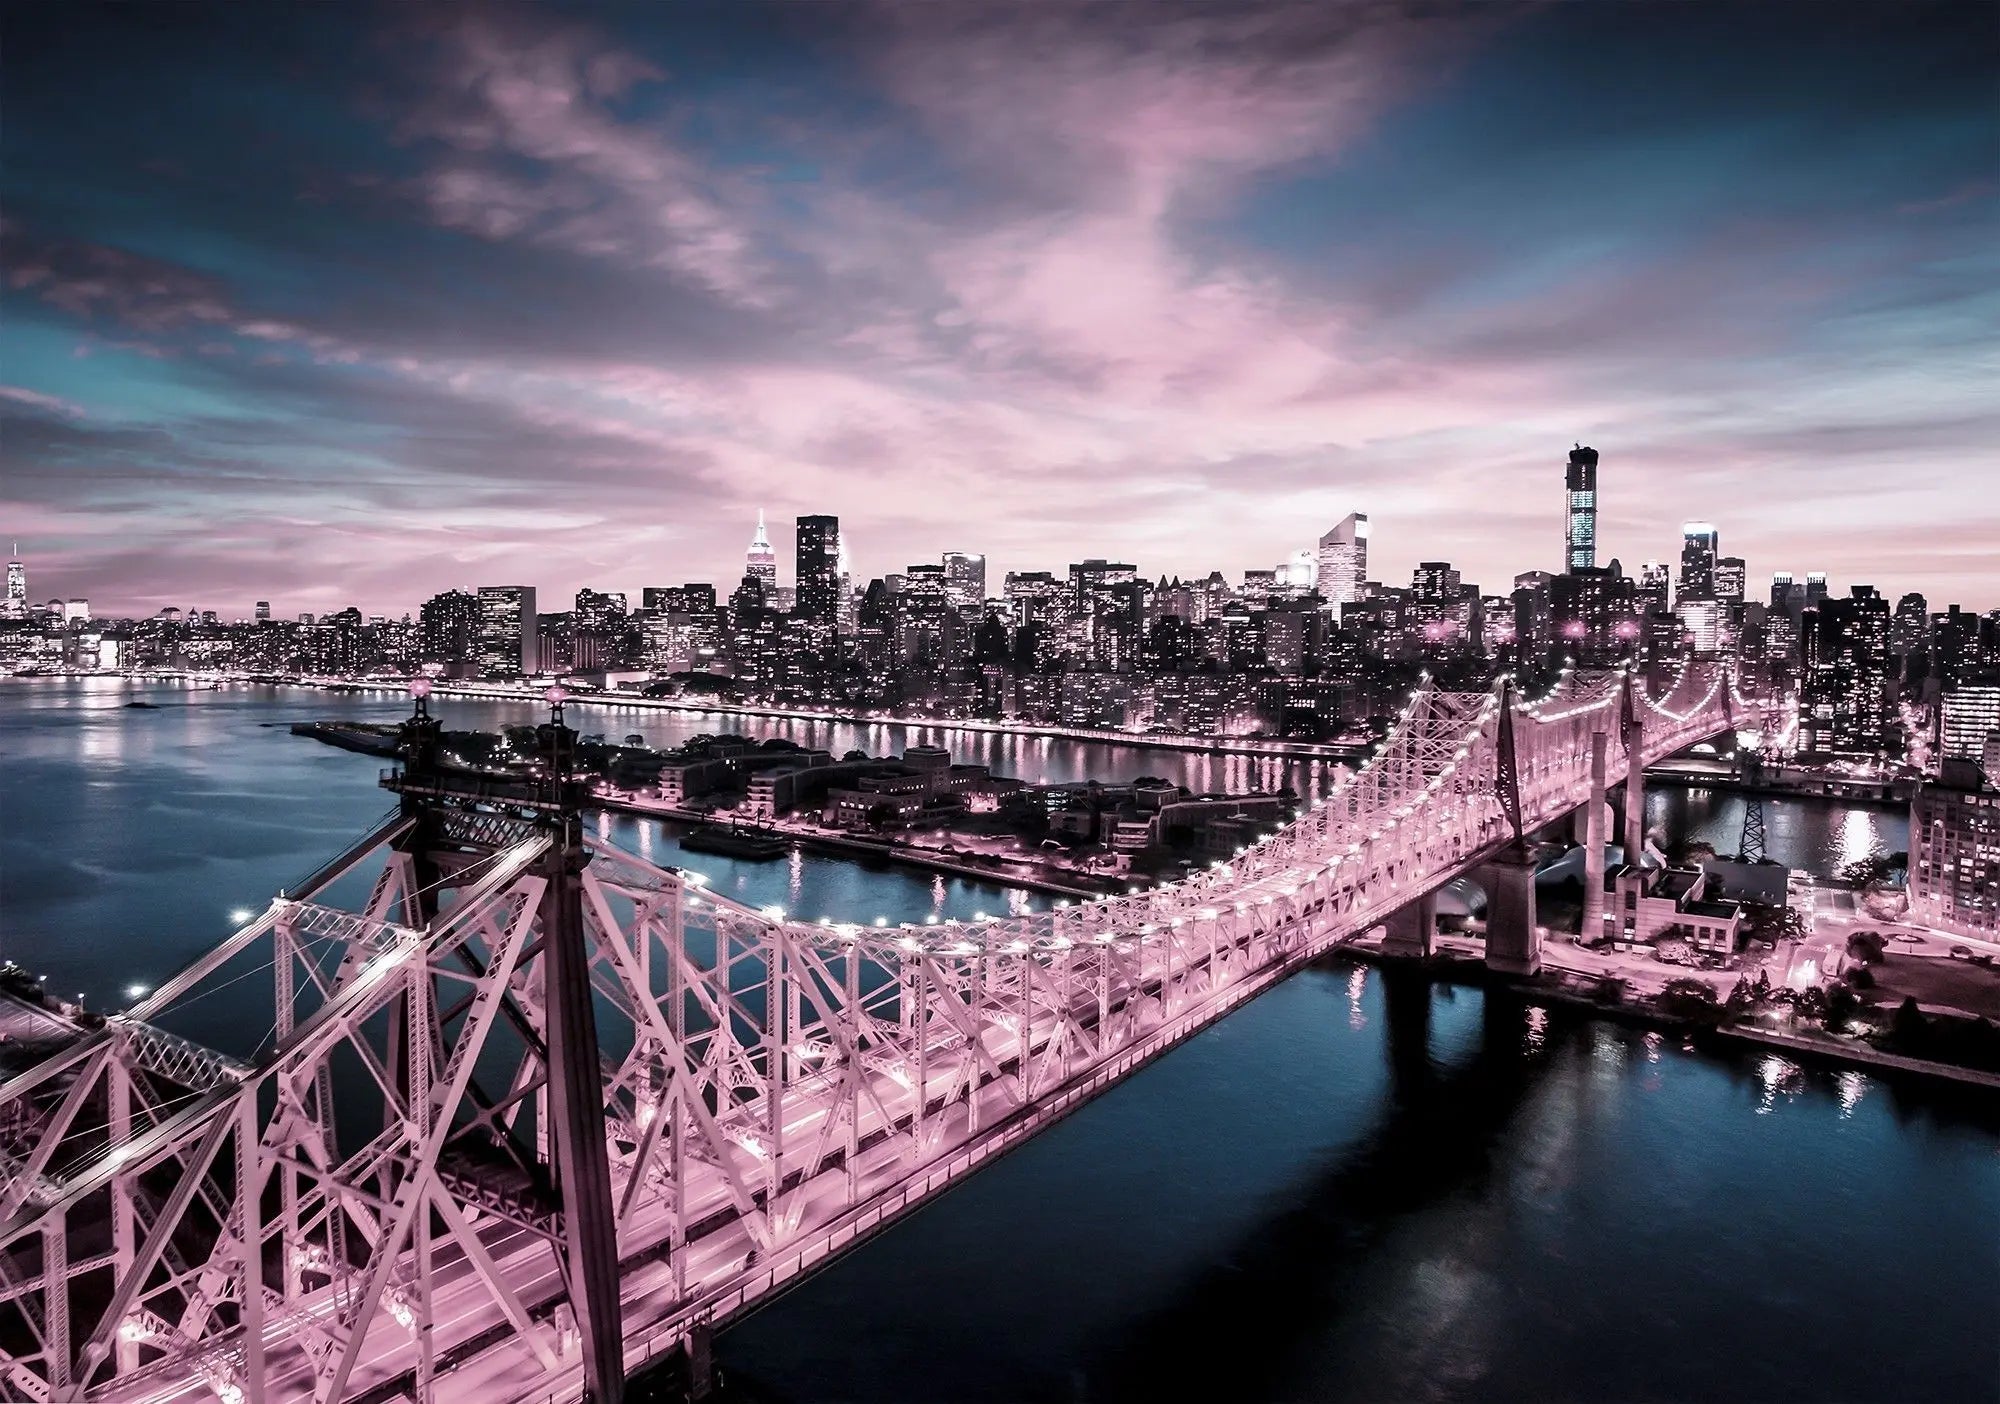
[399,16,767,303]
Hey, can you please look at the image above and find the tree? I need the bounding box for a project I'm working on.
[1840,854,1893,888]
[1845,931,1887,964]
[1824,982,1861,1031]
[1658,978,1723,1022]
[865,801,901,833]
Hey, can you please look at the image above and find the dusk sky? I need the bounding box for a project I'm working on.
[3,1,1995,617]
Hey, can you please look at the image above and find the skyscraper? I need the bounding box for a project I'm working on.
[475,585,538,676]
[1565,445,1599,573]
[1638,560,1671,615]
[4,545,23,619]
[1679,522,1719,600]
[942,552,987,613]
[795,514,842,624]
[1800,586,1891,756]
[745,511,778,599]
[1715,556,1746,604]
[1316,513,1369,611]
[420,588,479,666]
[836,533,856,635]
[1939,682,2000,764]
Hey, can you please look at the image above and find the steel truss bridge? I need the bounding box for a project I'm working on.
[0,666,1734,1403]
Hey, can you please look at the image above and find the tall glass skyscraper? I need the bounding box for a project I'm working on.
[475,584,537,676]
[1680,522,1720,600]
[942,552,986,613]
[1564,445,1599,573]
[795,514,842,624]
[1316,513,1369,610]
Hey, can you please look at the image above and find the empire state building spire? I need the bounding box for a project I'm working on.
[745,509,778,597]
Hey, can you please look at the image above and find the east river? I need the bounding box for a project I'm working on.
[1,677,1992,1403]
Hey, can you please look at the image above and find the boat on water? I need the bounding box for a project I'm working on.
[679,825,791,860]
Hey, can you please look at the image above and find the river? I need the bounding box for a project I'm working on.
[1,676,1990,1403]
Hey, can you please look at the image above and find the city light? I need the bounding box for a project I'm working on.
[0,13,1989,1400]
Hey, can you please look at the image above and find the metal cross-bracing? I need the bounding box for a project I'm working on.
[0,666,1733,1403]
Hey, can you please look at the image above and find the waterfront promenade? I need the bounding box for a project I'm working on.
[100,668,1368,763]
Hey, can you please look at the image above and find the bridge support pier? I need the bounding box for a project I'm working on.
[1380,888,1440,958]
[684,1318,717,1402]
[1623,727,1646,860]
[1581,732,1609,945]
[1481,850,1542,976]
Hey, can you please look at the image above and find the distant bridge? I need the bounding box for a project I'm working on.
[0,665,1732,1402]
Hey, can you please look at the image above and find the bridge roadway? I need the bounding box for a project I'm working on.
[0,666,1733,1404]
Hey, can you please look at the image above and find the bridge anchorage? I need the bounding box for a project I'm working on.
[0,666,1734,1403]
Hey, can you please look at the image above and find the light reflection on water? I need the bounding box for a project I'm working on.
[1838,804,1886,870]
[1646,785,1907,879]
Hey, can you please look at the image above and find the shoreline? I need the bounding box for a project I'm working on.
[593,792,1111,901]
[18,669,1366,764]
[1337,943,2000,1095]
[1643,769,1912,808]
[284,718,1166,900]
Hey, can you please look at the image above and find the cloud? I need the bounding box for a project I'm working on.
[396,13,769,303]
[2,2,1995,612]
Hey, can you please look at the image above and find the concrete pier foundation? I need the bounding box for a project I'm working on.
[1481,851,1542,975]
[1623,720,1646,859]
[685,1318,716,1401]
[1582,732,1609,945]
[1380,887,1440,958]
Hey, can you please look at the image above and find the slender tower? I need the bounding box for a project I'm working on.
[745,510,778,599]
[1565,445,1598,573]
[4,544,24,619]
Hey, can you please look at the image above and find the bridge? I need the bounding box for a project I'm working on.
[0,664,1732,1403]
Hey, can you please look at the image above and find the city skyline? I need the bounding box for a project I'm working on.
[3,2,1996,613]
[5,488,1990,624]
[8,459,1996,622]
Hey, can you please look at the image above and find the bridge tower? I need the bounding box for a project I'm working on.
[383,685,628,1404]
[529,693,627,1404]
[1620,670,1647,863]
[1481,681,1543,975]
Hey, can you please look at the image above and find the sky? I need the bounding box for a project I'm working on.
[2,0,1996,618]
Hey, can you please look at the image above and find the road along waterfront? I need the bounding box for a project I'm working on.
[3,675,1992,1404]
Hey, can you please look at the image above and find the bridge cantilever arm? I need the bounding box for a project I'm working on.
[1494,679,1526,849]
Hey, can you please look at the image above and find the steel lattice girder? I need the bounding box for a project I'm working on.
[0,666,1732,1403]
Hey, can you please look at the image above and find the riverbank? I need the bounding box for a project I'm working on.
[1341,938,2000,1096]
[595,792,1110,901]
[105,669,1365,764]
[288,719,400,757]
[283,714,1132,901]
[1646,766,1913,806]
